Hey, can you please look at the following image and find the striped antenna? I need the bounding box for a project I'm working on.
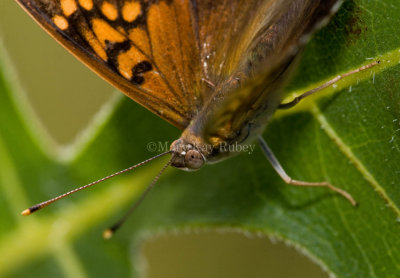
[21,150,173,216]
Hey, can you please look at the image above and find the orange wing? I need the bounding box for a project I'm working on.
[16,0,289,129]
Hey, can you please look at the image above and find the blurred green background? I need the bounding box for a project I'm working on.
[0,1,327,277]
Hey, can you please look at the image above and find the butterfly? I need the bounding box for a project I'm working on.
[17,0,363,236]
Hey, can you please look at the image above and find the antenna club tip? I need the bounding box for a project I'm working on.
[103,229,114,239]
[21,209,31,216]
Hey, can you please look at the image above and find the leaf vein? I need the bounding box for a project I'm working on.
[311,104,400,218]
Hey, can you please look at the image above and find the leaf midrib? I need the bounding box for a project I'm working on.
[312,104,400,218]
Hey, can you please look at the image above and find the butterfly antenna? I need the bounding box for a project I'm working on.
[103,157,172,239]
[21,150,173,216]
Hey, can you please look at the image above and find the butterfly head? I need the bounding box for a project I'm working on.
[170,138,206,171]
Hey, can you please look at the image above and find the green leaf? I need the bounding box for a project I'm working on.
[1,0,400,277]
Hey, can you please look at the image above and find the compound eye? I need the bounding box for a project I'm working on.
[184,150,204,170]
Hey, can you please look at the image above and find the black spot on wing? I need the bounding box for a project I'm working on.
[105,40,131,61]
[131,61,152,85]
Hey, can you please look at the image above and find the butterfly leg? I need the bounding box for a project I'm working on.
[278,61,380,109]
[258,136,357,206]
